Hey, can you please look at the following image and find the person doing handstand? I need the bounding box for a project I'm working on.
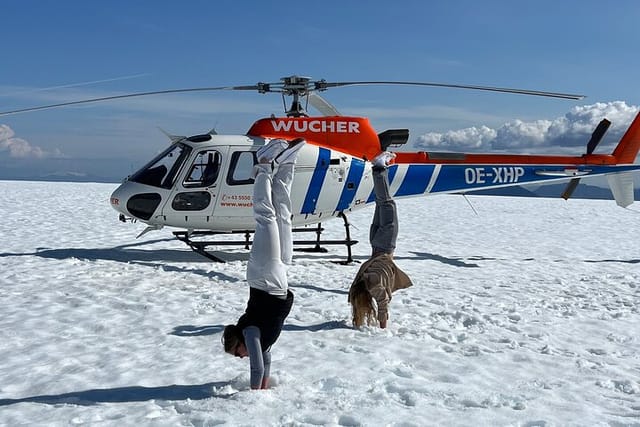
[348,151,412,329]
[222,137,305,389]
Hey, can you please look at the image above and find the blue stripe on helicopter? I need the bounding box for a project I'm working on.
[430,165,474,192]
[430,165,537,193]
[427,164,635,193]
[366,165,398,203]
[335,158,366,211]
[395,165,436,197]
[301,147,331,214]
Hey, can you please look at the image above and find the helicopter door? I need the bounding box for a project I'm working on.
[160,148,227,228]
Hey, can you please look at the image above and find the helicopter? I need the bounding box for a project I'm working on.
[3,75,640,262]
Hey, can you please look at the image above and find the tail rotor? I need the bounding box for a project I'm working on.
[561,118,611,200]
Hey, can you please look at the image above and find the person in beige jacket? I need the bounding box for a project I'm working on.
[348,151,412,328]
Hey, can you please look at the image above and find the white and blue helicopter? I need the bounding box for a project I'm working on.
[3,76,640,262]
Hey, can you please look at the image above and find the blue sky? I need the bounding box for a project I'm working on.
[2,0,640,180]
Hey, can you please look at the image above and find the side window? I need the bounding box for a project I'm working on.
[184,150,221,188]
[227,151,257,186]
[172,191,211,211]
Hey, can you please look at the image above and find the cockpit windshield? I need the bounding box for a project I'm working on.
[129,143,192,189]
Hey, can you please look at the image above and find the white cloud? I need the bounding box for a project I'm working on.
[0,124,62,158]
[412,101,640,155]
[493,119,552,150]
[415,125,497,151]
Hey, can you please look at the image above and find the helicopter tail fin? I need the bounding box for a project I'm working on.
[606,111,640,207]
[611,112,640,164]
[606,171,635,208]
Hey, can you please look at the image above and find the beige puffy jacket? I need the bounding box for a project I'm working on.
[348,253,412,323]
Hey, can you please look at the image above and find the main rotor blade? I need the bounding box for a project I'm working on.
[318,81,585,100]
[0,76,585,117]
[0,85,260,116]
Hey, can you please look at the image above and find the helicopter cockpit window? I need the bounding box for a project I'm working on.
[130,143,191,189]
[226,150,257,186]
[184,150,221,188]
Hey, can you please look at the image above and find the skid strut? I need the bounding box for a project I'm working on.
[173,212,358,264]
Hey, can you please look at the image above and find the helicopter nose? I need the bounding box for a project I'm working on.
[109,181,162,221]
[109,185,128,216]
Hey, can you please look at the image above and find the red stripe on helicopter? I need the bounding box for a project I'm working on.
[248,112,640,168]
[393,151,618,165]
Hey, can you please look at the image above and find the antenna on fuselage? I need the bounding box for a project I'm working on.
[461,194,479,216]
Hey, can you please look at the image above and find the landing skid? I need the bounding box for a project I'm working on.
[173,212,358,264]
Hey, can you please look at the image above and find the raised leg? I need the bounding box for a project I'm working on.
[246,163,288,296]
[272,163,294,265]
[369,166,398,255]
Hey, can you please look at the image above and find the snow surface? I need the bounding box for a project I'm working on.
[0,180,639,426]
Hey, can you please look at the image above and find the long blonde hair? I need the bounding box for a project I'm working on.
[348,280,378,327]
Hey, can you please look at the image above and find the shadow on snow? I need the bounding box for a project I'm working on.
[406,251,640,266]
[0,382,233,407]
[0,238,241,282]
[170,320,351,337]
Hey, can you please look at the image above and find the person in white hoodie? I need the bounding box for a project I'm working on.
[222,137,305,390]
